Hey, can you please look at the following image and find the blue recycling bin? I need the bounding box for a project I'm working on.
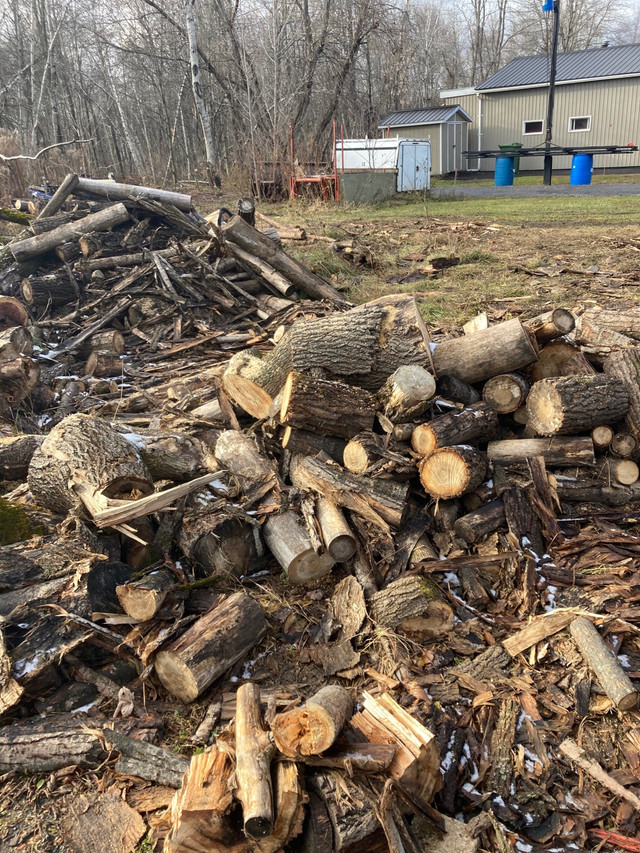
[570,153,593,185]
[495,156,514,186]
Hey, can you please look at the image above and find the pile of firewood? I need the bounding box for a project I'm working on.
[5,177,640,853]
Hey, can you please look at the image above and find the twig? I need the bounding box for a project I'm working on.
[0,138,93,163]
[559,739,640,810]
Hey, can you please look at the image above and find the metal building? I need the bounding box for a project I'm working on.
[441,42,640,172]
[377,107,472,176]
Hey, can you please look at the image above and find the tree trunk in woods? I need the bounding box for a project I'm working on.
[177,513,255,578]
[263,510,334,582]
[115,567,176,621]
[0,434,44,480]
[20,273,80,311]
[281,371,376,439]
[523,308,575,344]
[376,365,436,423]
[570,616,638,711]
[315,498,356,562]
[221,216,344,303]
[235,684,274,839]
[411,402,498,457]
[10,203,130,262]
[454,499,506,544]
[271,685,352,757]
[154,591,267,702]
[27,413,154,514]
[185,0,220,188]
[487,437,596,467]
[432,318,538,383]
[419,446,488,500]
[604,349,640,442]
[482,373,529,413]
[526,376,629,436]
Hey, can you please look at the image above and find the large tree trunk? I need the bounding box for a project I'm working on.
[526,375,629,436]
[28,414,154,514]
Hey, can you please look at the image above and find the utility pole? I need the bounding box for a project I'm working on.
[543,0,560,185]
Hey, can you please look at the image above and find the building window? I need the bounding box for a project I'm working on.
[523,120,544,135]
[569,116,591,132]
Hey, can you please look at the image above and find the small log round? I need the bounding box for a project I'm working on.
[263,511,334,583]
[85,353,124,378]
[271,685,352,757]
[411,402,498,457]
[419,446,487,500]
[613,459,640,486]
[376,365,436,424]
[529,340,596,383]
[0,297,28,329]
[116,568,175,622]
[0,326,32,356]
[343,432,385,474]
[482,373,529,414]
[523,308,575,345]
[454,499,506,545]
[0,434,44,480]
[591,425,614,452]
[526,376,629,436]
[610,432,637,459]
[81,330,125,357]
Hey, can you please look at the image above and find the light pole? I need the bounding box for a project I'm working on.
[543,0,560,185]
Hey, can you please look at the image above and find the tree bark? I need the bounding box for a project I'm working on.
[281,427,346,462]
[454,499,506,544]
[21,272,80,310]
[487,437,596,467]
[84,353,123,378]
[0,355,39,408]
[154,591,267,702]
[570,616,638,711]
[436,374,480,405]
[75,177,192,211]
[281,371,376,439]
[0,434,44,480]
[0,325,32,355]
[271,685,352,757]
[119,430,216,482]
[604,348,640,442]
[376,364,436,423]
[410,402,498,457]
[419,446,488,500]
[235,683,274,838]
[0,715,104,774]
[214,429,280,495]
[105,729,190,787]
[526,375,629,436]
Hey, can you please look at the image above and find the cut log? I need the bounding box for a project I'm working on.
[523,308,575,344]
[554,478,640,506]
[21,272,80,310]
[0,715,104,774]
[85,353,123,378]
[574,314,636,357]
[436,374,480,405]
[371,575,454,639]
[432,318,538,384]
[55,240,82,262]
[0,434,44,480]
[0,296,28,328]
[591,425,614,452]
[79,230,128,257]
[307,772,385,853]
[580,306,640,341]
[0,355,40,407]
[418,446,488,500]
[28,414,154,514]
[263,510,334,582]
[177,513,254,578]
[611,458,640,485]
[235,683,274,838]
[281,427,346,462]
[37,172,80,218]
[116,567,176,621]
[351,690,440,803]
[221,214,345,303]
[0,325,33,356]
[570,616,638,711]
[316,497,356,562]
[376,364,436,423]
[529,340,596,383]
[281,371,376,439]
[604,349,640,442]
[80,330,126,357]
[526,375,629,436]
[481,373,529,414]
[10,203,130,262]
[87,560,132,613]
[225,242,298,297]
[154,591,267,702]
[290,455,409,530]
[105,729,190,787]
[487,437,595,467]
[410,402,498,457]
[75,177,192,211]
[120,430,216,482]
[214,429,279,496]
[611,432,637,458]
[271,685,352,757]
[343,431,414,478]
[454,499,506,544]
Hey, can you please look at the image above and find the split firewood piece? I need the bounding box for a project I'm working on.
[591,424,614,452]
[330,575,367,639]
[0,296,28,328]
[559,739,640,812]
[10,202,130,262]
[316,498,356,562]
[419,446,488,500]
[376,364,436,423]
[481,373,529,414]
[263,510,334,582]
[290,455,409,530]
[503,609,577,657]
[436,373,480,405]
[570,616,638,711]
[235,683,274,838]
[214,430,280,496]
[487,437,596,467]
[604,349,640,441]
[27,414,154,515]
[410,402,498,457]
[0,325,33,356]
[307,772,382,852]
[177,512,255,578]
[116,567,176,622]
[120,430,216,482]
[163,743,245,853]
[523,308,575,345]
[271,685,352,757]
[154,591,267,702]
[280,427,346,462]
[529,339,596,383]
[343,431,414,478]
[432,318,538,383]
[21,273,80,311]
[527,375,629,436]
[454,499,506,545]
[0,434,44,480]
[281,371,376,439]
[611,432,637,458]
[351,691,441,803]
[371,575,454,640]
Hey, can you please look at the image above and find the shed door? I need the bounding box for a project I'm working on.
[397,143,430,191]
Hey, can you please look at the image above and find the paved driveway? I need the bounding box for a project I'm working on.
[430,182,640,199]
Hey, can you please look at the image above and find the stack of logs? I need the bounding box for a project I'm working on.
[6,180,640,852]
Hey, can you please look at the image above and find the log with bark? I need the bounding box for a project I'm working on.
[235,683,274,838]
[528,339,597,383]
[481,373,529,414]
[271,685,352,758]
[119,430,216,482]
[526,375,629,436]
[371,575,454,639]
[280,371,376,439]
[263,510,334,582]
[604,348,640,442]
[316,497,357,562]
[570,616,638,711]
[21,272,80,311]
[74,177,192,211]
[523,308,575,345]
[376,364,436,423]
[0,434,44,480]
[115,567,176,621]
[0,325,33,356]
[453,499,506,545]
[419,446,488,500]
[0,296,28,329]
[177,512,255,578]
[410,402,498,457]
[487,437,596,467]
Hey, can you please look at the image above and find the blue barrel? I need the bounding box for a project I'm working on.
[495,156,514,187]
[570,153,593,185]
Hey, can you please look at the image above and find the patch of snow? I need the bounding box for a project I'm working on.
[443,572,460,586]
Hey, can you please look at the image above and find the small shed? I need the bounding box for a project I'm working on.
[377,106,472,175]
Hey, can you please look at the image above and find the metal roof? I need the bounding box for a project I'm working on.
[377,106,471,128]
[478,42,640,90]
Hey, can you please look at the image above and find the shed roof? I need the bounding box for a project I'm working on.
[478,42,640,91]
[377,105,471,128]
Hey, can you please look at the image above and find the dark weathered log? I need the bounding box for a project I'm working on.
[554,478,640,506]
[87,561,132,613]
[116,567,176,621]
[263,510,334,582]
[177,513,254,578]
[432,318,538,383]
[281,371,376,439]
[75,177,192,211]
[10,203,130,262]
[0,434,44,479]
[454,499,506,544]
[526,375,629,436]
[307,772,385,853]
[27,413,154,514]
[235,683,274,838]
[226,241,299,297]
[435,374,480,405]
[154,591,267,702]
[0,715,104,773]
[281,427,346,462]
[523,308,575,345]
[604,349,640,442]
[222,215,345,303]
[272,685,352,757]
[120,430,216,482]
[80,330,125,357]
[570,616,638,711]
[419,446,487,500]
[105,729,190,787]
[37,172,80,218]
[376,364,436,423]
[482,373,529,414]
[487,437,595,467]
[55,240,82,262]
[410,402,498,457]
[79,230,127,257]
